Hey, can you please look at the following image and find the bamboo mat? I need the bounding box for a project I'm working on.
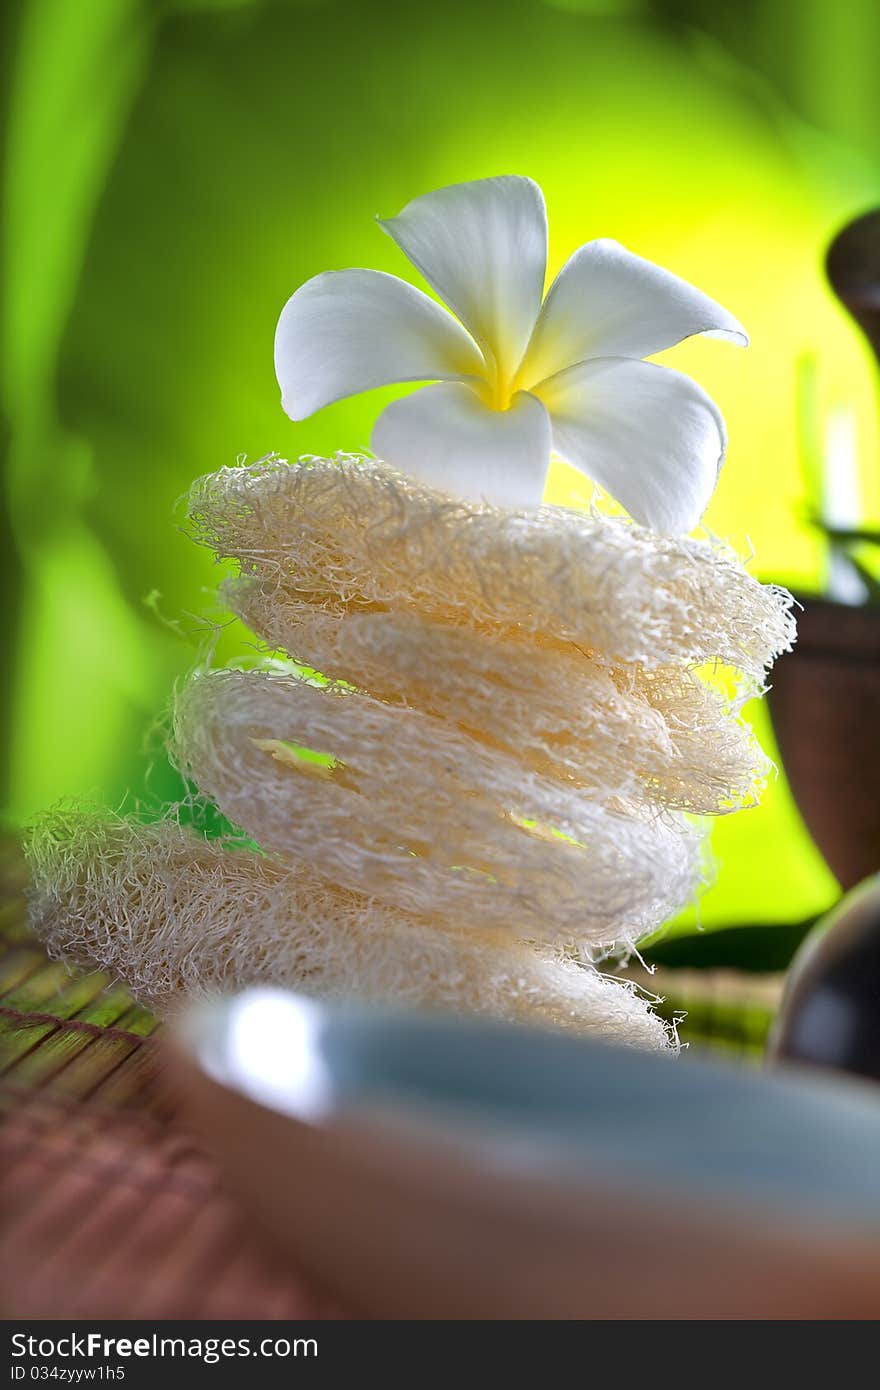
[0,840,345,1319]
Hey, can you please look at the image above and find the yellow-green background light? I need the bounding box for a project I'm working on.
[4,0,879,936]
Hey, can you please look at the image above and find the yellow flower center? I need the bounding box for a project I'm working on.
[474,346,525,412]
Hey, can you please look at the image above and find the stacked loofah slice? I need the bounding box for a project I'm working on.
[28,455,796,1050]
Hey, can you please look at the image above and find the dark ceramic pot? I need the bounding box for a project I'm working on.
[768,595,880,892]
[770,877,880,1082]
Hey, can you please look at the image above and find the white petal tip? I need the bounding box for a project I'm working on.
[704,325,749,347]
[280,398,306,423]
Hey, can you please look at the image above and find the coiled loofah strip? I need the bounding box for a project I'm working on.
[224,588,770,815]
[187,453,796,681]
[26,811,675,1050]
[172,668,702,950]
[25,453,793,1051]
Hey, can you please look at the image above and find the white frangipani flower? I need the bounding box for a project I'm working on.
[274,176,747,532]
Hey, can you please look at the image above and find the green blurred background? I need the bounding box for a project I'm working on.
[3,0,880,939]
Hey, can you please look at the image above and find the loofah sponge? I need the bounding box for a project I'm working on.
[28,810,674,1050]
[188,453,795,681]
[27,454,795,1049]
[172,667,702,949]
[222,599,771,816]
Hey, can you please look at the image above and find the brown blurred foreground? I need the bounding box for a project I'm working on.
[0,841,345,1319]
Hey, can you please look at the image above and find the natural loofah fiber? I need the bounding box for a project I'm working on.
[27,810,674,1051]
[172,667,702,949]
[223,597,770,816]
[189,453,795,681]
[27,453,795,1050]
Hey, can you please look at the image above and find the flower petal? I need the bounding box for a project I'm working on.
[378,176,547,386]
[536,357,727,533]
[371,382,552,508]
[274,269,485,420]
[520,239,747,387]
